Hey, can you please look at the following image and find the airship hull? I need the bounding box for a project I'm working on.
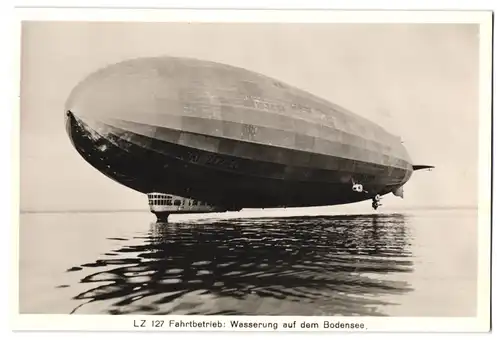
[65,56,415,211]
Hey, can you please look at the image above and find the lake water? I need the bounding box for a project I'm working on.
[18,208,478,316]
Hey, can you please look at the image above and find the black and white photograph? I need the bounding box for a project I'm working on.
[13,8,492,332]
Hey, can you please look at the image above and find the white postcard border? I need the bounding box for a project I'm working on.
[8,7,493,333]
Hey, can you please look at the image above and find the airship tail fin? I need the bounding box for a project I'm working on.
[412,165,435,171]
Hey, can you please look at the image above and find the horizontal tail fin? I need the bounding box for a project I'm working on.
[412,165,435,171]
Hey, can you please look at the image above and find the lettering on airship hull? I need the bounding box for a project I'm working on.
[206,154,239,169]
[243,95,287,113]
[186,151,200,163]
[242,124,258,140]
[291,103,312,114]
[185,151,239,170]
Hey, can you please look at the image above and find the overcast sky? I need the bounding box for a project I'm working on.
[20,22,480,212]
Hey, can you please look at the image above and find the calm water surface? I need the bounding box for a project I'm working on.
[19,209,477,316]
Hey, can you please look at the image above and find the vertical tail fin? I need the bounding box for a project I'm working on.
[392,186,404,198]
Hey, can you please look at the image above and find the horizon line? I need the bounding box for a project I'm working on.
[19,205,479,214]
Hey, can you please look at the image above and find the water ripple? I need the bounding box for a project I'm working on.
[69,214,414,315]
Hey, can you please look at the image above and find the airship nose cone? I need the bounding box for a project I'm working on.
[64,109,84,150]
[65,109,74,136]
[64,58,167,126]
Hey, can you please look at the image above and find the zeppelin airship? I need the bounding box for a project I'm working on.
[64,56,433,221]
